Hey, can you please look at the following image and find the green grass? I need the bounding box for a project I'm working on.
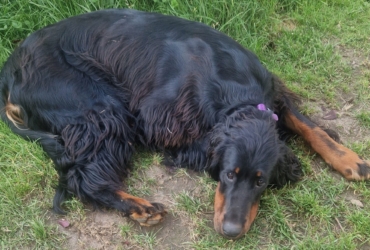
[175,191,207,215]
[1,0,370,249]
[0,122,61,248]
[357,111,370,128]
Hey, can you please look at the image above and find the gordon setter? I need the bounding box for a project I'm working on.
[1,9,369,239]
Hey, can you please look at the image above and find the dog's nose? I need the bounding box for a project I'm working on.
[222,221,243,238]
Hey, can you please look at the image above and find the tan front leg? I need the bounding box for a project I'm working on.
[285,110,370,180]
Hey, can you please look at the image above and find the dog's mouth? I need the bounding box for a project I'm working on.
[213,182,260,239]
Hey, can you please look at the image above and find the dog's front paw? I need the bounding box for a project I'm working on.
[129,202,167,226]
[343,160,370,181]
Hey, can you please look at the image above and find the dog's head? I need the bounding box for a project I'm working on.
[207,107,298,239]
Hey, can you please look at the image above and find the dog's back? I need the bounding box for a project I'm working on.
[1,9,273,148]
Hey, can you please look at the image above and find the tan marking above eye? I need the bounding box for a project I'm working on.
[235,167,240,174]
[256,171,262,177]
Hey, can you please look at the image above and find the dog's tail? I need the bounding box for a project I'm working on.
[0,61,65,164]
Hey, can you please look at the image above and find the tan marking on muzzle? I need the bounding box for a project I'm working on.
[213,182,225,235]
[213,182,260,239]
[242,200,259,235]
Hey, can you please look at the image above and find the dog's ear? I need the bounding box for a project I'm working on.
[206,124,226,181]
[207,152,221,181]
[269,145,302,188]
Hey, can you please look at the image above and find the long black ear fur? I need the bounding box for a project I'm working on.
[205,123,225,181]
[269,144,302,188]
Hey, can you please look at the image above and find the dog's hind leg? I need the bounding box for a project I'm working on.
[283,107,370,181]
[0,53,166,226]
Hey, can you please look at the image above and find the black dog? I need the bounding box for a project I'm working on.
[1,9,369,239]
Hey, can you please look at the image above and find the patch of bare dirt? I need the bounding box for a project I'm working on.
[309,102,370,144]
[281,19,297,32]
[48,165,204,249]
[55,210,125,249]
[130,165,203,250]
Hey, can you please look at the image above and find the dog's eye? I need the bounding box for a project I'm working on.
[256,178,264,187]
[226,172,235,180]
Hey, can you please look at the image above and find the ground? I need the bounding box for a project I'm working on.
[50,166,204,250]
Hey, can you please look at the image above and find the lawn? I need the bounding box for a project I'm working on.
[1,0,370,249]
